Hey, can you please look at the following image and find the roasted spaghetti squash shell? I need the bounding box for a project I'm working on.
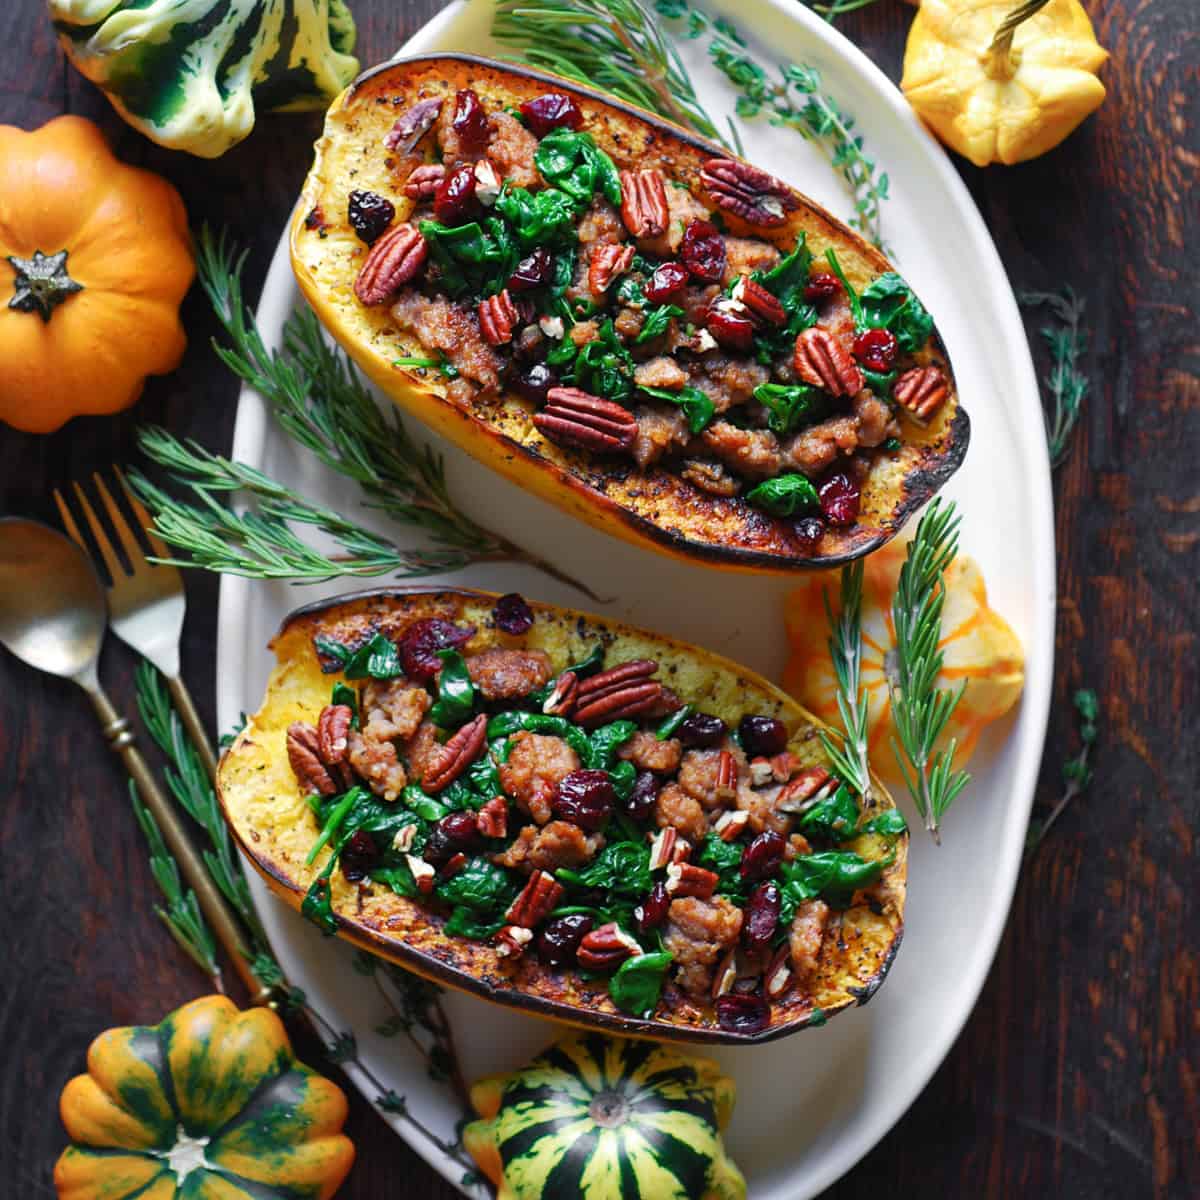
[218,588,907,1045]
[290,55,969,572]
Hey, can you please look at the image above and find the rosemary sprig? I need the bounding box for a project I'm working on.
[1019,286,1091,468]
[128,783,221,985]
[491,0,730,146]
[820,560,873,801]
[660,1,889,247]
[1025,689,1098,856]
[888,500,971,842]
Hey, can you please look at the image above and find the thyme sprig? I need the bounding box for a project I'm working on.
[130,229,594,595]
[820,560,873,802]
[492,0,730,146]
[1019,286,1091,469]
[1026,689,1098,856]
[888,500,971,842]
[659,0,889,246]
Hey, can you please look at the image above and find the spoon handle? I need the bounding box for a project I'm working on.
[87,682,271,1005]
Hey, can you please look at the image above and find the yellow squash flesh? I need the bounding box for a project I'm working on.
[217,588,907,1044]
[291,54,969,572]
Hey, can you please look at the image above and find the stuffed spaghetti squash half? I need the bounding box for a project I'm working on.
[290,54,968,571]
[218,588,907,1044]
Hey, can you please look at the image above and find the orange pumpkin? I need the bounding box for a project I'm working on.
[0,115,193,433]
[784,540,1025,789]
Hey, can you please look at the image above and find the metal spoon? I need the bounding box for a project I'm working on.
[0,518,266,1000]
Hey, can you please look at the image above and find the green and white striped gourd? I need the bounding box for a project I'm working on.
[48,0,359,158]
[463,1032,746,1200]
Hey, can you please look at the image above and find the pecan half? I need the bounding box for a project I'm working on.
[534,387,638,455]
[317,704,353,766]
[421,714,488,792]
[619,168,669,238]
[793,327,864,396]
[572,660,663,726]
[700,158,799,227]
[384,98,443,154]
[588,242,636,296]
[403,162,445,199]
[665,862,719,900]
[476,796,509,839]
[478,289,521,346]
[893,365,948,422]
[732,275,786,327]
[577,922,642,970]
[286,723,336,796]
[506,869,564,928]
[354,223,427,306]
[541,671,579,717]
[776,765,836,814]
[494,924,533,958]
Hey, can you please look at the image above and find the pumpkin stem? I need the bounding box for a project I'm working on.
[982,0,1054,80]
[7,249,83,323]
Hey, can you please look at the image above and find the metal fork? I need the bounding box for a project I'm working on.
[54,468,219,782]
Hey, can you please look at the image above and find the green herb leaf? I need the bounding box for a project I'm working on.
[745,473,819,516]
[638,383,716,434]
[753,382,820,436]
[428,649,477,729]
[656,704,692,740]
[823,249,862,325]
[1019,286,1091,469]
[609,951,673,1016]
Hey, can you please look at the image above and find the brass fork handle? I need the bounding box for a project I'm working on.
[87,683,271,1005]
[166,674,220,783]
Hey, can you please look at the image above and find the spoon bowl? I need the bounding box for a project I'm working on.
[0,518,106,681]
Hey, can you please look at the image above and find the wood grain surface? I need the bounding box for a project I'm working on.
[1,2,1195,1197]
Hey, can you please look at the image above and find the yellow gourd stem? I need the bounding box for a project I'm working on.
[982,0,1054,79]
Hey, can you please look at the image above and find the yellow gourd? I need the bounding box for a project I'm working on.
[901,0,1108,167]
[783,540,1025,790]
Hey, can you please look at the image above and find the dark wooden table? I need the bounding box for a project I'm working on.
[2,2,1194,1197]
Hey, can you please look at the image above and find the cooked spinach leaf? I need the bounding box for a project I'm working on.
[305,787,365,865]
[655,704,692,740]
[795,784,859,844]
[558,841,652,896]
[487,710,592,761]
[444,908,506,940]
[755,233,813,312]
[434,857,518,915]
[778,849,892,921]
[494,184,578,247]
[609,951,673,1016]
[695,834,747,901]
[301,861,337,935]
[586,720,637,771]
[419,218,518,299]
[330,681,359,725]
[638,382,715,434]
[858,809,909,839]
[534,129,622,207]
[745,473,820,516]
[753,382,821,436]
[573,319,635,403]
[314,632,402,680]
[401,783,449,824]
[636,303,684,344]
[428,649,476,729]
[860,273,934,352]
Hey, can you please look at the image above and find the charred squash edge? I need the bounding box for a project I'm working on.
[218,586,907,1046]
[290,53,970,574]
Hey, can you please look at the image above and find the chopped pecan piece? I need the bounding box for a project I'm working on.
[711,948,737,999]
[403,162,445,199]
[494,924,533,958]
[666,862,719,900]
[619,168,669,238]
[506,869,565,928]
[478,289,522,346]
[476,796,509,839]
[534,387,638,455]
[588,242,635,296]
[648,827,678,872]
[384,98,443,154]
[700,158,799,226]
[317,704,353,766]
[354,223,427,306]
[541,671,578,716]
[893,365,949,422]
[714,809,750,841]
[405,853,436,894]
[731,275,786,326]
[776,765,835,814]
[765,943,793,998]
[421,714,488,793]
[793,327,864,397]
[286,722,336,796]
[577,922,642,970]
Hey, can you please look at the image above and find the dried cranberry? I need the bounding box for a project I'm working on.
[677,711,726,749]
[742,881,781,953]
[635,881,670,932]
[507,246,554,291]
[818,472,861,527]
[706,301,755,352]
[644,261,689,304]
[520,93,583,137]
[399,618,475,680]
[853,327,898,372]
[451,89,490,154]
[424,810,479,865]
[738,715,788,758]
[494,592,534,635]
[347,190,395,245]
[537,913,594,967]
[434,162,478,224]
[740,830,786,881]
[792,515,825,552]
[803,272,842,304]
[716,992,770,1035]
[553,769,614,831]
[680,220,726,283]
[624,770,660,822]
[340,830,380,881]
[513,362,557,405]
